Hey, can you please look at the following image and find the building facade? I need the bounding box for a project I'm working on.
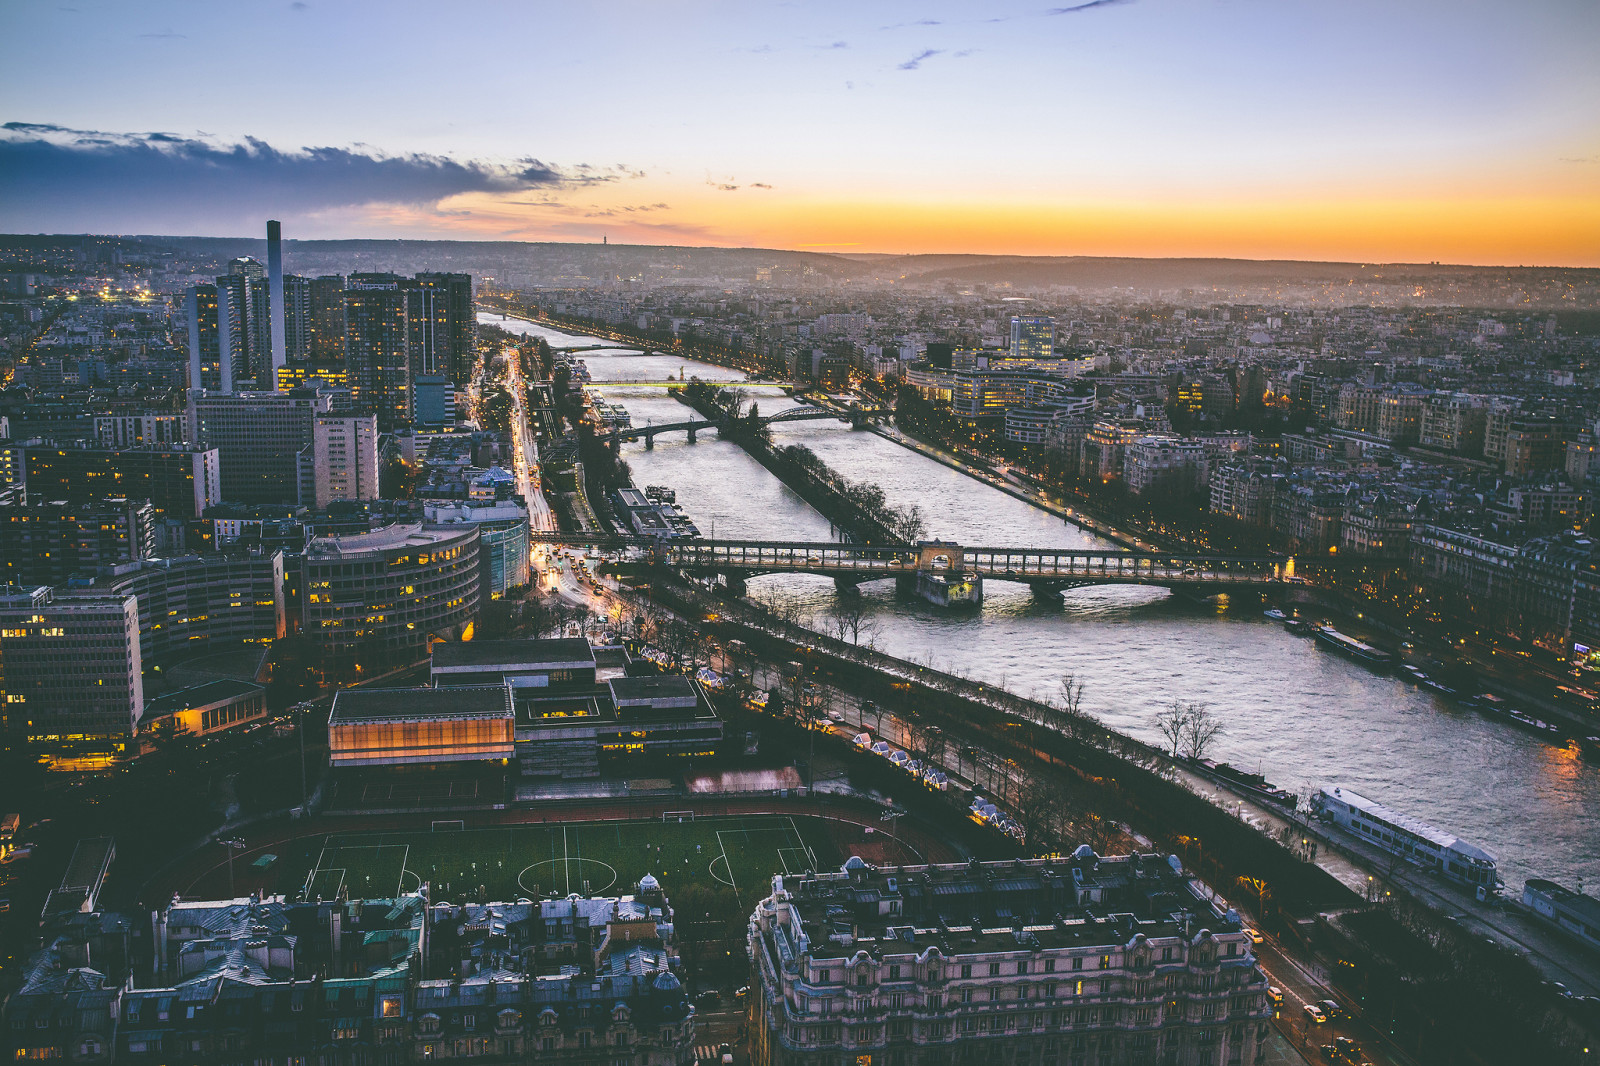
[312,414,380,508]
[0,586,143,761]
[302,523,480,667]
[749,854,1272,1066]
[23,443,221,519]
[192,388,332,506]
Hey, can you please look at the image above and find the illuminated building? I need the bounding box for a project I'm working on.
[1009,315,1055,362]
[308,274,348,360]
[141,678,267,740]
[327,684,514,766]
[422,499,531,597]
[1124,436,1208,497]
[94,412,191,447]
[748,853,1272,1066]
[184,282,222,391]
[57,551,286,663]
[302,522,480,668]
[0,585,143,766]
[344,276,412,428]
[23,442,221,519]
[0,497,157,587]
[311,414,379,507]
[191,388,331,506]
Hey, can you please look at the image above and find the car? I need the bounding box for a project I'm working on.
[1303,1004,1327,1025]
[1245,928,1264,944]
[1318,1046,1338,1063]
[1319,998,1342,1020]
[826,710,844,723]
[734,986,748,1000]
[1334,1036,1358,1056]
[1267,986,1284,1007]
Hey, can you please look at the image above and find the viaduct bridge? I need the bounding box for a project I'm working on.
[607,404,888,448]
[532,532,1298,605]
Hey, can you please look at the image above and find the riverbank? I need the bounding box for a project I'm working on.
[871,422,1150,550]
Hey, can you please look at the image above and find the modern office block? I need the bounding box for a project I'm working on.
[0,586,143,761]
[311,414,379,507]
[191,389,331,505]
[23,443,220,519]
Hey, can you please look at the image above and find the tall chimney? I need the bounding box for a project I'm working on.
[267,219,287,388]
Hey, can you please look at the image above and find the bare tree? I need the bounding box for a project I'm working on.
[1154,701,1192,758]
[830,596,878,646]
[898,504,927,543]
[1182,703,1226,760]
[1056,673,1098,743]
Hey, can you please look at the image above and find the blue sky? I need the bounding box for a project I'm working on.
[2,0,1596,263]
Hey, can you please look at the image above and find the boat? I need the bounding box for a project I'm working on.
[1313,785,1502,895]
[1313,625,1395,668]
[1263,608,1287,621]
[1187,757,1296,806]
[1505,707,1566,739]
[1283,618,1314,636]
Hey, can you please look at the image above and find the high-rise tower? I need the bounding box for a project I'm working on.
[266,220,287,385]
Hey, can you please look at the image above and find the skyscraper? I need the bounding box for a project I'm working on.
[191,389,331,505]
[266,220,287,382]
[281,274,312,365]
[311,414,379,507]
[1010,315,1055,362]
[344,275,411,428]
[184,283,222,391]
[308,275,347,360]
[413,272,476,384]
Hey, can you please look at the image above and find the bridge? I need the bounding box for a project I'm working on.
[588,379,789,388]
[531,532,1297,604]
[607,404,888,447]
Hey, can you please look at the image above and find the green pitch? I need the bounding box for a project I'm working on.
[289,814,839,909]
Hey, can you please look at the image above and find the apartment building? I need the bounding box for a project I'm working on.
[749,853,1271,1066]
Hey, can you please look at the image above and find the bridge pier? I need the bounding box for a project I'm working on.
[643,431,655,450]
[912,569,982,608]
[686,426,697,444]
[834,576,861,596]
[722,571,748,598]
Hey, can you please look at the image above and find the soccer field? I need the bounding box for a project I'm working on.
[291,814,840,909]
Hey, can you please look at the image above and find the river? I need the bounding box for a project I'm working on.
[481,312,1600,893]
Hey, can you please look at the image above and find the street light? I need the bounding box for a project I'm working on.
[220,837,247,897]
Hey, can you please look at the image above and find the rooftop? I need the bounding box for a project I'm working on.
[329,685,513,725]
[305,522,474,560]
[432,637,595,671]
[143,679,264,717]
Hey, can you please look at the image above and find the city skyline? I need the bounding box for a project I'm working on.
[2,0,1597,266]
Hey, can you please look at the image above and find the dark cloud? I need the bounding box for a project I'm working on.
[750,183,772,189]
[898,48,942,70]
[290,1,308,9]
[1046,0,1133,13]
[0,122,621,232]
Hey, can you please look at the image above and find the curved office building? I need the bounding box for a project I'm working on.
[303,523,480,669]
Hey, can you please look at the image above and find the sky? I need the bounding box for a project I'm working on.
[1,0,1597,266]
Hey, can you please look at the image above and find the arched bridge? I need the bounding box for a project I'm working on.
[608,404,888,447]
[531,532,1298,604]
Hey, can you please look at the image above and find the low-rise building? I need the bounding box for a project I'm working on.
[748,852,1271,1066]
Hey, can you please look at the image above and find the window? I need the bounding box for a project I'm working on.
[1072,957,1083,971]
[1099,955,1111,970]
[1017,960,1029,975]
[1045,959,1057,973]
[889,965,901,981]
[989,963,1001,976]
[857,974,870,988]
[960,965,972,979]
[818,970,832,984]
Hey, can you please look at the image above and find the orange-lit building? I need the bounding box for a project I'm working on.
[327,685,514,767]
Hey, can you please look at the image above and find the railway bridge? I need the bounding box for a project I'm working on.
[608,404,887,448]
[532,533,1297,605]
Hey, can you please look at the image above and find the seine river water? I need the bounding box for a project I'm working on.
[482,312,1600,893]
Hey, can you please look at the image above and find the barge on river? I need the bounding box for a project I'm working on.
[1313,785,1502,895]
[1314,625,1394,669]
